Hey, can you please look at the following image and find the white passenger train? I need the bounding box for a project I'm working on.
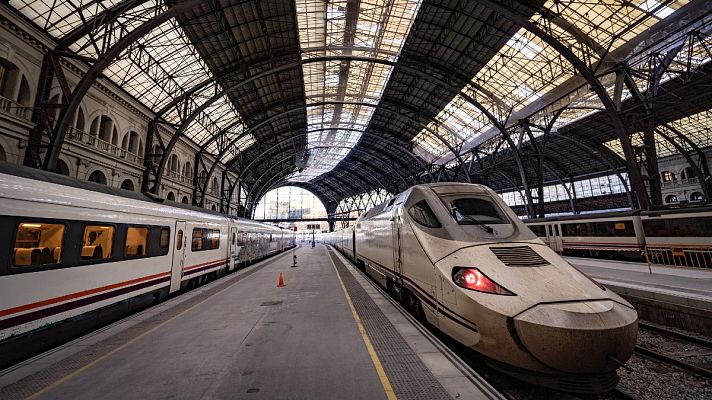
[0,163,295,368]
[526,207,712,268]
[325,183,638,393]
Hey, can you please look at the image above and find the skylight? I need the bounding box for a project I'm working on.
[9,0,253,156]
[290,0,422,182]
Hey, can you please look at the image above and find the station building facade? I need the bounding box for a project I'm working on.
[0,7,238,213]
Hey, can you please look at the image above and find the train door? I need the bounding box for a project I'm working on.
[170,221,187,293]
[548,223,563,253]
[391,209,404,289]
[229,226,237,271]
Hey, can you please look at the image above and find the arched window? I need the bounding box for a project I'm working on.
[680,166,695,181]
[120,179,135,191]
[88,170,107,185]
[0,143,6,162]
[211,204,217,211]
[690,192,704,202]
[168,154,179,173]
[665,194,679,204]
[90,115,113,142]
[55,159,70,176]
[121,131,143,156]
[167,192,175,201]
[183,162,192,179]
[211,177,219,193]
[181,196,189,204]
[0,59,31,113]
[661,171,676,183]
[74,107,86,132]
[17,75,30,108]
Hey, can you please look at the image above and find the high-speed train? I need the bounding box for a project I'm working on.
[0,162,295,368]
[325,183,638,393]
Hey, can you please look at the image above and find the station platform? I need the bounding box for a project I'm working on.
[568,257,712,335]
[0,245,503,400]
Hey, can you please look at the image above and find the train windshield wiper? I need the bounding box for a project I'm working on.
[451,207,494,233]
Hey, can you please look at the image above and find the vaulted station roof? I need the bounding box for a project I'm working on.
[8,0,712,215]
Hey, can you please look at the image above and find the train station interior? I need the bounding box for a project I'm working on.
[0,1,711,399]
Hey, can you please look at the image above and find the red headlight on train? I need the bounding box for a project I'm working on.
[452,267,515,296]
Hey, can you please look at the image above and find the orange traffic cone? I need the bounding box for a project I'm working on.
[278,272,285,288]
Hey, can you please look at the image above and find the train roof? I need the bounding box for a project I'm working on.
[641,205,712,216]
[0,161,227,219]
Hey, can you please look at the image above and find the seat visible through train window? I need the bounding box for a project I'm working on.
[191,228,220,251]
[159,227,170,249]
[408,200,441,228]
[82,225,114,260]
[125,227,148,257]
[12,222,66,267]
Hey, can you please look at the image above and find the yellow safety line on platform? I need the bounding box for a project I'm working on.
[328,248,398,400]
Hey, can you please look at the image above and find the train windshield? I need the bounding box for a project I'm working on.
[450,198,509,226]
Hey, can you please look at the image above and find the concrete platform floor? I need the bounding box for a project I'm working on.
[0,245,502,400]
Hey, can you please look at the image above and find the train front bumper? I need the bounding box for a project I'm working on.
[512,299,638,375]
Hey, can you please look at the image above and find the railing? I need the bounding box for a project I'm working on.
[645,244,712,269]
[0,95,32,121]
[66,128,143,166]
[662,178,699,188]
[166,170,191,184]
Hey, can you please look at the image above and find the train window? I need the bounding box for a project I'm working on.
[408,200,441,228]
[12,222,66,267]
[528,225,546,237]
[191,228,220,251]
[562,221,635,237]
[125,227,149,257]
[159,227,170,249]
[644,217,712,237]
[177,230,183,250]
[232,232,235,245]
[450,198,508,225]
[192,228,203,250]
[81,225,114,260]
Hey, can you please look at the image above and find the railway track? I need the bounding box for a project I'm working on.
[635,322,712,379]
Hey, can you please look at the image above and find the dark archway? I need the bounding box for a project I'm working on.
[121,179,135,191]
[88,170,107,185]
[55,159,70,176]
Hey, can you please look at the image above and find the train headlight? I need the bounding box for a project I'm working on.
[452,268,515,296]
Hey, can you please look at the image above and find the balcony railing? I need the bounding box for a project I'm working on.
[662,177,699,188]
[0,95,32,121]
[166,170,192,184]
[66,128,143,166]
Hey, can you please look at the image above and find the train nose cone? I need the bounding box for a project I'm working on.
[513,300,638,374]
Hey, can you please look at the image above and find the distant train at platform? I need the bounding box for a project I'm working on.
[525,207,712,268]
[324,183,638,394]
[0,163,295,368]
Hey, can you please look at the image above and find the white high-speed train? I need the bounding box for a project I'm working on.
[325,183,638,393]
[0,162,295,368]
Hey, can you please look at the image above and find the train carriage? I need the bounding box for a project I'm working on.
[0,163,293,368]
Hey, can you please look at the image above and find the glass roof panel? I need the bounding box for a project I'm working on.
[290,0,422,182]
[605,110,712,159]
[9,0,252,156]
